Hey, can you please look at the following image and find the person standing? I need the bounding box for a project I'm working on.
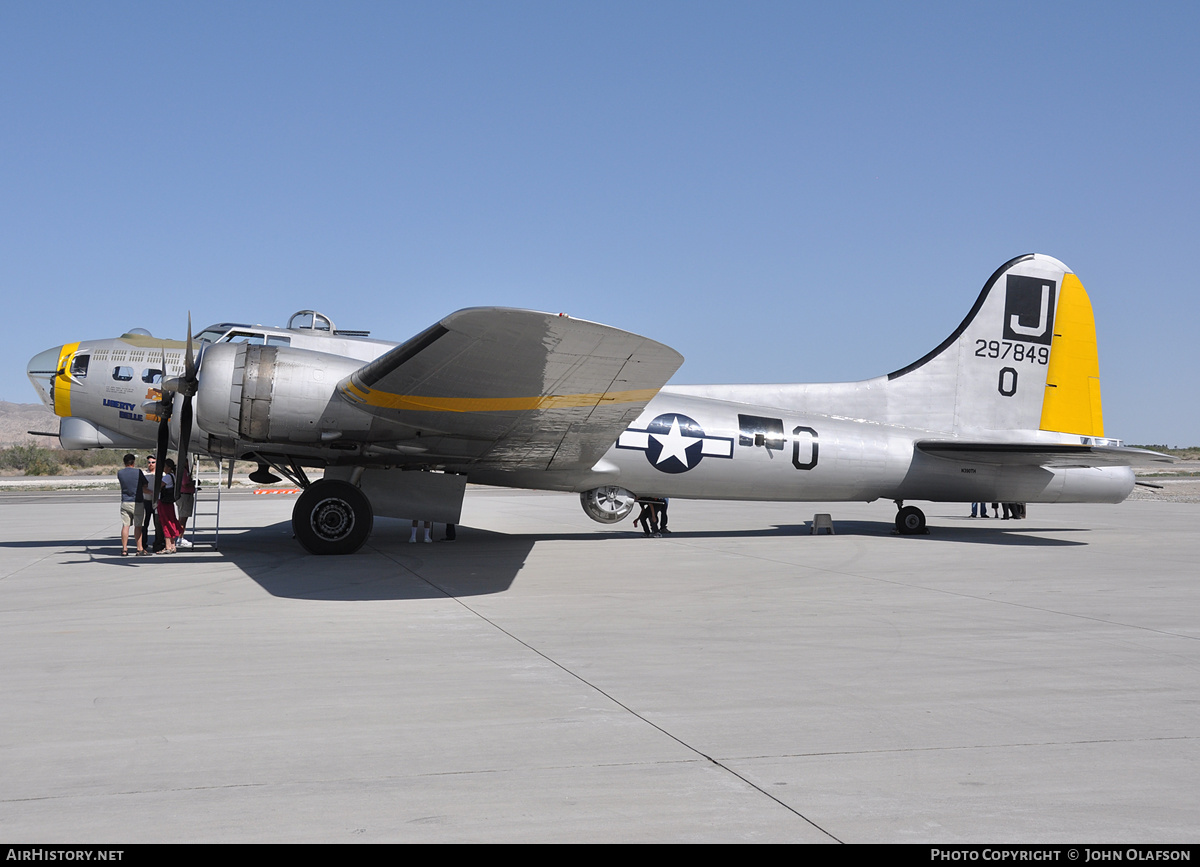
[156,458,182,554]
[175,461,196,548]
[117,454,147,556]
[141,455,163,553]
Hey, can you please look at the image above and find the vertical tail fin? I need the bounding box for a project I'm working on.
[885,254,1104,437]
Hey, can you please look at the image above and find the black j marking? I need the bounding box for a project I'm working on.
[617,413,734,474]
[1002,274,1057,345]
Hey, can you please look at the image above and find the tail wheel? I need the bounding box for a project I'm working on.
[293,480,373,554]
[896,505,927,535]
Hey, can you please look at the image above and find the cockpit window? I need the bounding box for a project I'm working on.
[195,328,230,344]
[142,368,163,384]
[218,331,291,347]
[111,366,134,382]
[70,354,90,378]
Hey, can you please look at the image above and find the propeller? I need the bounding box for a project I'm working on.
[151,315,202,504]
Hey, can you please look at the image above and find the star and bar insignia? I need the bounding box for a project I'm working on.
[616,413,734,474]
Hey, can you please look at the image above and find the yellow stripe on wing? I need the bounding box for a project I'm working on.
[341,381,660,413]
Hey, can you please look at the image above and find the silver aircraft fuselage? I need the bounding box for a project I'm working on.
[482,388,1136,506]
[26,255,1169,552]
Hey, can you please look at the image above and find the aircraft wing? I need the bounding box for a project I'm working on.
[915,441,1176,469]
[337,308,684,471]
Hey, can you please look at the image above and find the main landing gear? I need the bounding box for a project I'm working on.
[894,501,927,535]
[292,479,374,555]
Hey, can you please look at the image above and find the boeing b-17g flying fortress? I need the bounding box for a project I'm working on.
[25,254,1173,553]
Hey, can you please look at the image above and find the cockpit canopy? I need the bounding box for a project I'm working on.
[195,310,369,346]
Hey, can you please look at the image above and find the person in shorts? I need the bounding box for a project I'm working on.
[116,454,147,556]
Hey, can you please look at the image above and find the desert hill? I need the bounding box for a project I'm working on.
[0,401,59,447]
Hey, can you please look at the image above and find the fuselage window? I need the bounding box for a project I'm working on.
[737,414,785,450]
[266,335,292,347]
[111,366,134,382]
[70,354,90,378]
[142,368,163,384]
[224,331,266,345]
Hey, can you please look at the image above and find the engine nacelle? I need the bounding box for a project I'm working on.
[580,486,637,524]
[195,343,375,444]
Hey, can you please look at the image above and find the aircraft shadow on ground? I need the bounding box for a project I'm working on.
[907,516,1089,542]
[29,515,1084,601]
[504,520,1087,546]
[201,517,554,601]
[228,516,1087,601]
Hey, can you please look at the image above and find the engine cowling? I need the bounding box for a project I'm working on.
[195,343,374,444]
[580,486,637,524]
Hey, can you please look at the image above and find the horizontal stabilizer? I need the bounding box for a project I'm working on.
[915,441,1176,469]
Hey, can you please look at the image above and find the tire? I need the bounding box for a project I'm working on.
[896,505,927,535]
[579,486,637,524]
[292,480,373,554]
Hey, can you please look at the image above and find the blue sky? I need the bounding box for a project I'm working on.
[2,1,1196,445]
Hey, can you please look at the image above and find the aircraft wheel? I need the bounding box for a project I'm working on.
[292,480,373,555]
[896,505,927,535]
[579,486,637,524]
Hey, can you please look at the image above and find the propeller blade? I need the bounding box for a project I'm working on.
[175,314,199,485]
[153,413,169,507]
[177,394,193,490]
[184,313,195,384]
[152,346,172,506]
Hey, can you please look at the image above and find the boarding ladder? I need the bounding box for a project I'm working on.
[185,456,224,550]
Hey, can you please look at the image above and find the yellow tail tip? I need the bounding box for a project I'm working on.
[1039,273,1104,437]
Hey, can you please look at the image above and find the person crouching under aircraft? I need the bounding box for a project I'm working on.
[634,497,661,537]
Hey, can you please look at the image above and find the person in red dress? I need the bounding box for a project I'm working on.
[157,458,182,554]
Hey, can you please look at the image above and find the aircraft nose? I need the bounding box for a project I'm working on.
[27,345,63,408]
